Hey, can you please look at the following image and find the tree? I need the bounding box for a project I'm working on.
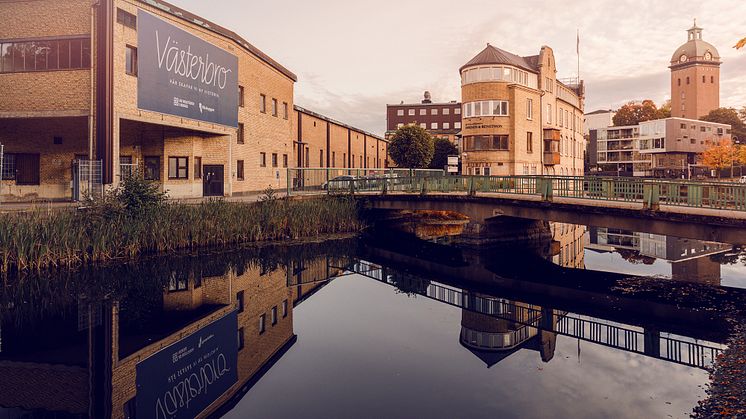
[701,138,738,178]
[612,100,666,126]
[736,37,746,49]
[429,137,459,170]
[700,107,746,142]
[388,125,434,168]
[658,100,672,118]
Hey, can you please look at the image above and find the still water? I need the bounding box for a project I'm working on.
[1,222,744,419]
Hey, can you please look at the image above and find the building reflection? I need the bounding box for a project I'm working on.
[587,227,732,285]
[0,245,349,419]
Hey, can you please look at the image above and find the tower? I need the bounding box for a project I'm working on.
[670,20,721,120]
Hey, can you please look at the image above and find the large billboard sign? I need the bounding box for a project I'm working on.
[137,10,239,127]
[135,311,239,419]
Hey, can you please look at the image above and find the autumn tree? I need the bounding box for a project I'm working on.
[612,100,667,126]
[658,100,672,118]
[388,125,434,168]
[429,137,459,170]
[736,37,746,50]
[701,138,738,178]
[700,107,746,141]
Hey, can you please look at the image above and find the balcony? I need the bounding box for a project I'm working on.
[544,151,561,165]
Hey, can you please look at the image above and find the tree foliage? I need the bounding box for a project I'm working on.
[612,100,667,126]
[388,125,435,168]
[736,37,746,50]
[700,138,739,177]
[658,100,672,118]
[429,137,459,169]
[700,107,746,141]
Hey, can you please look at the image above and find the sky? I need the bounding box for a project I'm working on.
[173,0,746,136]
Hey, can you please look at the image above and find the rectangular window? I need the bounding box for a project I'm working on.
[283,102,289,119]
[283,154,288,168]
[305,147,309,168]
[237,160,244,180]
[237,328,245,350]
[282,300,288,318]
[168,157,188,179]
[260,94,266,113]
[144,156,160,180]
[124,44,137,76]
[1,153,15,180]
[443,108,450,115]
[419,109,426,116]
[463,135,509,151]
[237,123,245,144]
[547,104,552,124]
[319,150,323,167]
[443,122,450,129]
[527,132,533,153]
[454,107,461,115]
[408,109,415,116]
[475,167,480,175]
[260,153,266,167]
[332,152,336,168]
[239,86,245,107]
[454,122,461,129]
[237,291,245,313]
[397,109,404,116]
[431,109,438,115]
[1,38,91,73]
[272,98,278,116]
[420,123,426,129]
[194,157,202,179]
[259,314,266,334]
[271,306,278,325]
[431,122,438,129]
[527,99,533,120]
[272,153,278,168]
[116,8,137,29]
[397,123,404,129]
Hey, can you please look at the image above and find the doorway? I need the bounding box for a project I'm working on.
[203,165,224,197]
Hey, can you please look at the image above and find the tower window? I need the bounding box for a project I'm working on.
[702,76,706,83]
[677,78,681,86]
[711,76,714,83]
[686,77,690,85]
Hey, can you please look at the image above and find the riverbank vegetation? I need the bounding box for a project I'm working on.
[0,177,364,273]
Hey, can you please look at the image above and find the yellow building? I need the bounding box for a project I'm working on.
[459,44,585,176]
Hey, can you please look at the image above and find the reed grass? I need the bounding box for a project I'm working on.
[0,197,364,273]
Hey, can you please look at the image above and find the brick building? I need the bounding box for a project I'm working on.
[670,21,721,120]
[0,0,386,202]
[459,44,585,177]
[386,91,462,145]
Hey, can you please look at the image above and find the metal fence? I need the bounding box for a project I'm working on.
[321,174,746,212]
[72,159,103,201]
[286,168,445,195]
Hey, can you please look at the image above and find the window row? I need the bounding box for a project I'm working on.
[396,122,461,130]
[258,299,289,334]
[463,100,509,118]
[0,38,91,73]
[463,135,510,151]
[259,94,289,119]
[461,66,538,89]
[259,152,289,168]
[397,107,461,116]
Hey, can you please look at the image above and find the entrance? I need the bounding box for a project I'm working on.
[203,165,224,197]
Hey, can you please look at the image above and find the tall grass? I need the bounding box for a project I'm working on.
[0,197,364,273]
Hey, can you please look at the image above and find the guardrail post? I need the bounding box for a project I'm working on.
[382,178,388,195]
[420,178,427,196]
[542,178,553,202]
[286,169,291,197]
[603,179,614,199]
[349,179,355,196]
[643,183,660,211]
[468,177,475,196]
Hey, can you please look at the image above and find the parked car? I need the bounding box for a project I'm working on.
[322,175,355,190]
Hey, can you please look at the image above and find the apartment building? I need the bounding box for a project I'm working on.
[386,91,462,145]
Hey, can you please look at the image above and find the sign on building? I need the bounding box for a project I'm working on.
[137,11,239,127]
[135,310,239,419]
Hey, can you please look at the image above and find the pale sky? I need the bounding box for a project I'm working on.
[173,0,746,135]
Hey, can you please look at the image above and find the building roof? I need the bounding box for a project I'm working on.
[136,0,297,81]
[460,44,538,73]
[670,21,720,65]
[294,105,385,141]
[386,101,461,107]
[585,109,615,116]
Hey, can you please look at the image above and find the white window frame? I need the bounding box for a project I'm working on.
[397,109,404,116]
[431,122,438,129]
[527,99,533,120]
[408,109,415,116]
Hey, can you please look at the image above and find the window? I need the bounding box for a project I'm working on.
[431,109,438,115]
[680,123,687,129]
[686,76,690,84]
[53,136,63,145]
[271,98,278,117]
[260,152,266,167]
[463,135,509,151]
[260,94,266,113]
[431,122,438,129]
[454,122,461,129]
[117,8,137,29]
[271,306,278,325]
[701,126,706,132]
[691,138,696,144]
[343,153,346,168]
[408,109,415,116]
[238,328,245,350]
[194,157,202,179]
[144,156,160,180]
[454,107,461,115]
[546,104,552,124]
[237,123,245,144]
[237,291,245,312]
[270,153,277,168]
[331,152,336,167]
[283,102,288,119]
[419,109,426,116]
[125,45,137,76]
[677,78,681,86]
[168,157,188,179]
[463,100,509,118]
[239,86,245,107]
[259,314,266,334]
[0,38,92,73]
[360,156,363,168]
[3,153,39,185]
[711,76,715,83]
[558,108,563,127]
[305,147,309,167]
[1,153,15,180]
[420,123,426,128]
[396,123,404,129]
[237,160,244,180]
[527,99,533,120]
[443,122,450,129]
[282,300,288,318]
[474,167,481,175]
[283,154,288,168]
[443,108,450,115]
[397,109,404,116]
[319,150,323,167]
[527,132,533,153]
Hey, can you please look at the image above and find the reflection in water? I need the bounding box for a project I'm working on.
[0,226,744,418]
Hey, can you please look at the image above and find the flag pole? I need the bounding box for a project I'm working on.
[577,29,580,83]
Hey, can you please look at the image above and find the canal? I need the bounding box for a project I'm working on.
[1,222,744,418]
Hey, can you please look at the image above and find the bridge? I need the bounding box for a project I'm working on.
[288,171,746,244]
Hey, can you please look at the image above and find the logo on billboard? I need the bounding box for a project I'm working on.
[137,10,239,127]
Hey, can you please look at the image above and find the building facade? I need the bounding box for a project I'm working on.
[386,91,462,145]
[459,44,585,177]
[595,117,731,177]
[670,22,721,120]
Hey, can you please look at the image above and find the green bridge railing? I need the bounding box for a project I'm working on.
[317,174,746,212]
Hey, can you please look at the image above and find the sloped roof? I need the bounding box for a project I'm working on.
[460,44,538,73]
[136,0,297,81]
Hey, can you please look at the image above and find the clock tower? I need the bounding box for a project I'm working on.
[670,20,721,120]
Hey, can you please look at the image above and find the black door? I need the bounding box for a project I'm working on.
[203,165,224,197]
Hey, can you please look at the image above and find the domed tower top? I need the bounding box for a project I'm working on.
[670,20,721,67]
